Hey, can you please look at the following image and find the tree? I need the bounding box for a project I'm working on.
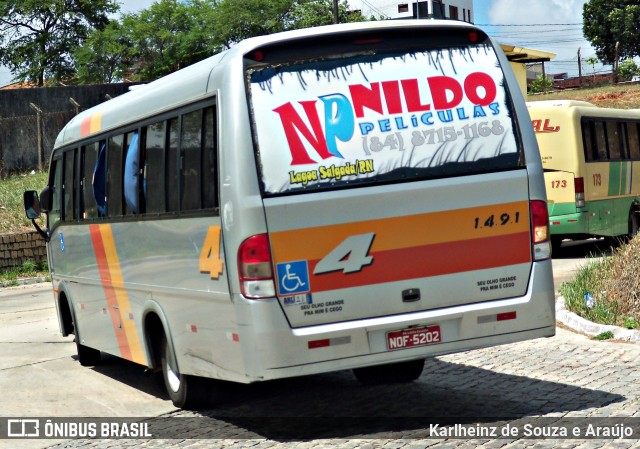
[75,0,373,84]
[75,21,131,84]
[0,0,119,86]
[288,0,367,30]
[583,0,640,65]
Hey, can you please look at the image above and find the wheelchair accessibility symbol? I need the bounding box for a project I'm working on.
[276,260,310,295]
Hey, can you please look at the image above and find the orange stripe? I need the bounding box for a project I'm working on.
[90,224,145,364]
[306,232,531,293]
[270,201,529,262]
[80,116,92,137]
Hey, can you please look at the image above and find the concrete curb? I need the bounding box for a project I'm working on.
[556,296,640,342]
[0,276,49,288]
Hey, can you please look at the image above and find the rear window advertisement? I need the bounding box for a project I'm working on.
[248,44,520,195]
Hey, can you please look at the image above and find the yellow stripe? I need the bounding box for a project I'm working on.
[270,201,529,262]
[99,225,145,364]
[90,112,102,133]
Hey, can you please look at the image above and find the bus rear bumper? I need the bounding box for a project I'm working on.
[235,260,556,382]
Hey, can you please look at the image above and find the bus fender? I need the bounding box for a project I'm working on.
[141,299,174,371]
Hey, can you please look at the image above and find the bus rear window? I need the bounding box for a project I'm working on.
[247,42,521,196]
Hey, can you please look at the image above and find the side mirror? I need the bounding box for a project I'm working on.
[24,190,41,219]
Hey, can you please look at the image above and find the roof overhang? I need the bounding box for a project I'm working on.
[501,44,556,63]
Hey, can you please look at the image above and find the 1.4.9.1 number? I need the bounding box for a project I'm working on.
[474,212,520,229]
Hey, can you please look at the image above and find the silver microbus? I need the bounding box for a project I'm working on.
[25,20,555,409]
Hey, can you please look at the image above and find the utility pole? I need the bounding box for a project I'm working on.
[333,0,338,24]
[614,41,620,83]
[578,48,582,87]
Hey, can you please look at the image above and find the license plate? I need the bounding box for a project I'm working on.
[386,325,441,350]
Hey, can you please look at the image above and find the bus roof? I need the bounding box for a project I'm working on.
[55,20,483,149]
[527,100,596,109]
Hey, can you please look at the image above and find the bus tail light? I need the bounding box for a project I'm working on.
[575,177,585,208]
[238,234,276,299]
[530,200,551,261]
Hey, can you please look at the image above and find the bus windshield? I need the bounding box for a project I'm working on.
[247,43,522,196]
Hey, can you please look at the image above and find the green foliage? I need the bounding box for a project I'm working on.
[559,257,621,326]
[0,170,48,234]
[0,0,119,86]
[583,0,640,65]
[75,0,371,83]
[529,75,553,94]
[618,58,640,81]
[288,0,367,30]
[624,316,639,329]
[593,331,615,340]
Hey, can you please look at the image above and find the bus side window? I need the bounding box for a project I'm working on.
[628,122,640,161]
[49,158,62,227]
[93,141,107,217]
[63,149,76,221]
[181,109,203,211]
[606,121,622,160]
[108,135,124,217]
[582,120,597,162]
[595,121,608,161]
[81,142,100,219]
[203,106,218,210]
[167,118,180,212]
[124,132,140,214]
[144,122,166,214]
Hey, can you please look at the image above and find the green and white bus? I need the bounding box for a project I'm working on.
[527,100,640,250]
[25,20,555,409]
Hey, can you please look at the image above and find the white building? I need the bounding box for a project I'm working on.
[349,0,474,22]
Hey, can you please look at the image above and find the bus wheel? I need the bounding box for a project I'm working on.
[353,359,425,385]
[629,210,640,240]
[550,236,562,256]
[71,314,101,366]
[160,335,214,409]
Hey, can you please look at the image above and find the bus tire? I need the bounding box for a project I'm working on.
[550,236,562,255]
[160,335,215,409]
[70,310,101,366]
[353,359,425,385]
[628,209,639,240]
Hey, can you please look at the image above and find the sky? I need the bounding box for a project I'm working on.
[473,0,605,77]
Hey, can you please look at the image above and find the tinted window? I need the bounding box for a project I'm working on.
[248,44,521,196]
[167,118,180,212]
[49,159,62,227]
[108,135,124,217]
[81,142,100,219]
[595,122,608,160]
[145,122,166,213]
[181,110,203,211]
[582,120,597,162]
[606,122,622,160]
[63,150,75,221]
[203,107,218,209]
[628,122,640,160]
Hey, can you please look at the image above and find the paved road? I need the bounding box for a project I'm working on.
[3,239,640,448]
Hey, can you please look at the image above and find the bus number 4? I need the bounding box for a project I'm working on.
[200,226,224,279]
[314,233,375,275]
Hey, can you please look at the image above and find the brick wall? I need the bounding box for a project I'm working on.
[0,232,47,270]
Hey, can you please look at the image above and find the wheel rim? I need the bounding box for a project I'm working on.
[164,345,181,393]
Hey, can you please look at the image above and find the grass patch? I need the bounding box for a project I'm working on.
[528,83,640,109]
[593,331,615,341]
[0,170,48,235]
[560,236,640,329]
[0,259,50,286]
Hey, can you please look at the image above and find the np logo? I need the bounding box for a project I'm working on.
[277,260,310,295]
